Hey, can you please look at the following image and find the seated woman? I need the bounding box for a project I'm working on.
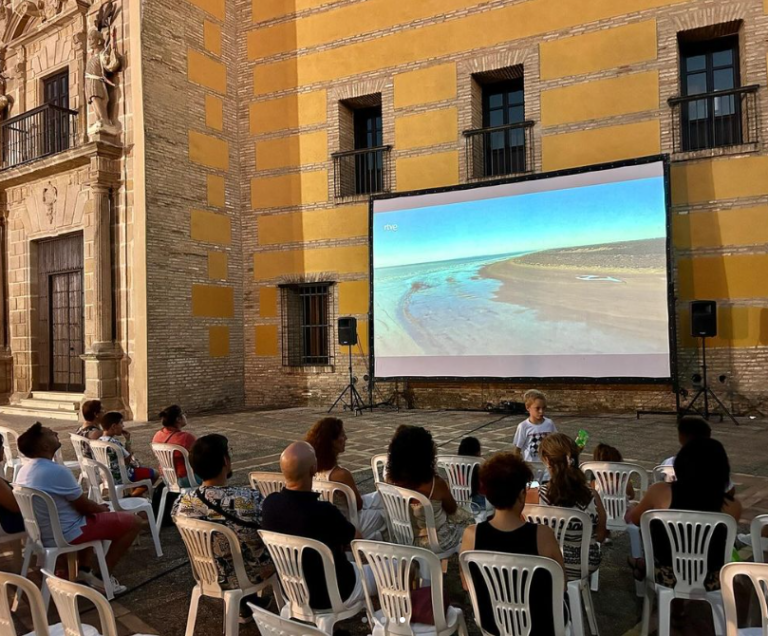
[305,417,386,540]
[152,405,197,487]
[386,425,462,553]
[460,452,564,636]
[627,437,741,589]
[0,434,24,535]
[527,433,607,582]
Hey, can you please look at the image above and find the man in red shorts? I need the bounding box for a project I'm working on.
[16,423,145,594]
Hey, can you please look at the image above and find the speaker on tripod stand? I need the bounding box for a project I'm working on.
[681,300,738,425]
[328,317,367,414]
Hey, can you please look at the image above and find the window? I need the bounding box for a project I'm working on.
[42,70,72,157]
[352,106,384,195]
[280,283,333,367]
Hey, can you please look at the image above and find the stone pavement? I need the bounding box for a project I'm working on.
[2,406,767,636]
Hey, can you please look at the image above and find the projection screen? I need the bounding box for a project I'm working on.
[371,159,673,381]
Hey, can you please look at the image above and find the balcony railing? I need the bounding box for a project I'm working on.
[669,85,760,153]
[1,104,79,171]
[332,145,391,198]
[464,121,535,180]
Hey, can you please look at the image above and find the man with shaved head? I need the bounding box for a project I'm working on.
[262,441,374,609]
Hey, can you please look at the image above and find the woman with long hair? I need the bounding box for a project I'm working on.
[386,425,461,553]
[527,433,606,581]
[305,417,386,540]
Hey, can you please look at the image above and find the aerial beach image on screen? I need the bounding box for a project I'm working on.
[372,174,670,369]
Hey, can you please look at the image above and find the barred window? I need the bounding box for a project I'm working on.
[280,283,334,367]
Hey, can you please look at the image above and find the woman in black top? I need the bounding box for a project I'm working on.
[0,434,23,534]
[460,452,564,636]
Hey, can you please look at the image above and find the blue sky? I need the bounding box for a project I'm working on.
[373,177,667,268]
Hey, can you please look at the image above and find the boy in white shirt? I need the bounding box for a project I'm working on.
[513,389,557,462]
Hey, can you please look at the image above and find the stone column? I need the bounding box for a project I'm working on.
[0,208,12,400]
[90,183,113,349]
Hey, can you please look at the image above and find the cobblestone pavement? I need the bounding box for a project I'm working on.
[3,407,767,636]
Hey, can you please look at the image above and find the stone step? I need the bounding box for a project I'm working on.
[31,391,83,403]
[0,405,79,421]
[19,398,79,412]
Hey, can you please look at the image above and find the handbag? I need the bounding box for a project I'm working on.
[409,585,450,625]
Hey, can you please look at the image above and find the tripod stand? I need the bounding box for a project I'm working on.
[680,336,738,425]
[328,344,367,415]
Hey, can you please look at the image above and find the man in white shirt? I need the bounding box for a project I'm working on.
[15,423,145,594]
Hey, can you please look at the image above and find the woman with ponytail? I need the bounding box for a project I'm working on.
[152,405,197,486]
[528,433,606,581]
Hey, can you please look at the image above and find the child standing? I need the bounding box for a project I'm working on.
[99,411,157,496]
[512,389,557,462]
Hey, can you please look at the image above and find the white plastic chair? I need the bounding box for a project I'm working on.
[352,539,469,636]
[640,509,737,636]
[249,604,328,636]
[89,439,154,499]
[371,454,387,483]
[653,465,676,484]
[525,504,598,636]
[80,458,163,557]
[259,529,364,634]
[0,571,54,636]
[0,426,24,482]
[751,514,768,564]
[43,569,156,636]
[376,482,459,560]
[152,442,200,528]
[721,562,768,636]
[12,484,114,606]
[528,461,548,484]
[459,551,570,636]
[580,461,648,532]
[176,516,282,636]
[436,454,481,513]
[312,478,360,528]
[0,524,25,572]
[249,471,286,496]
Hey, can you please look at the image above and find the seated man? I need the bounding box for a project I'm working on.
[172,434,274,623]
[15,423,144,594]
[262,441,375,610]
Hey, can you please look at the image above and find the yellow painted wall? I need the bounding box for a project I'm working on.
[252,0,689,93]
[253,0,344,23]
[255,324,279,356]
[356,320,370,355]
[259,287,278,317]
[541,72,659,126]
[189,131,229,170]
[394,64,457,109]
[254,245,369,280]
[678,306,768,348]
[673,207,768,249]
[209,326,230,357]
[250,91,327,133]
[396,151,459,192]
[188,49,227,94]
[338,280,369,315]
[258,205,367,245]
[540,20,657,79]
[255,131,327,170]
[677,255,768,300]
[541,119,660,171]
[208,252,228,279]
[191,209,231,244]
[205,95,224,131]
[203,21,222,55]
[251,170,328,209]
[207,175,226,207]
[192,284,234,318]
[186,0,225,20]
[671,156,768,205]
[395,108,458,150]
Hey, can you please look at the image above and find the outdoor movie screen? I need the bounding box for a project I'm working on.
[371,159,672,380]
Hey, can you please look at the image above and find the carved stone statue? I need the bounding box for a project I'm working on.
[85,27,120,134]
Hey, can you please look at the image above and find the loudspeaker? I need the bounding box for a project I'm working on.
[338,317,358,346]
[690,300,717,338]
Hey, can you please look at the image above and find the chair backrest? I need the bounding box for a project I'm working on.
[69,433,91,464]
[652,465,676,484]
[42,569,119,636]
[459,551,567,636]
[312,478,359,528]
[249,603,328,636]
[436,454,480,512]
[352,539,451,634]
[176,516,254,597]
[249,471,286,497]
[90,439,130,484]
[376,482,441,553]
[371,454,387,483]
[0,571,51,636]
[12,484,69,548]
[721,562,768,636]
[581,461,649,530]
[259,529,346,618]
[524,504,592,580]
[80,458,126,510]
[751,514,768,564]
[0,426,22,480]
[640,509,737,596]
[152,442,199,492]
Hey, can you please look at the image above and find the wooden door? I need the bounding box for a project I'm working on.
[42,70,70,155]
